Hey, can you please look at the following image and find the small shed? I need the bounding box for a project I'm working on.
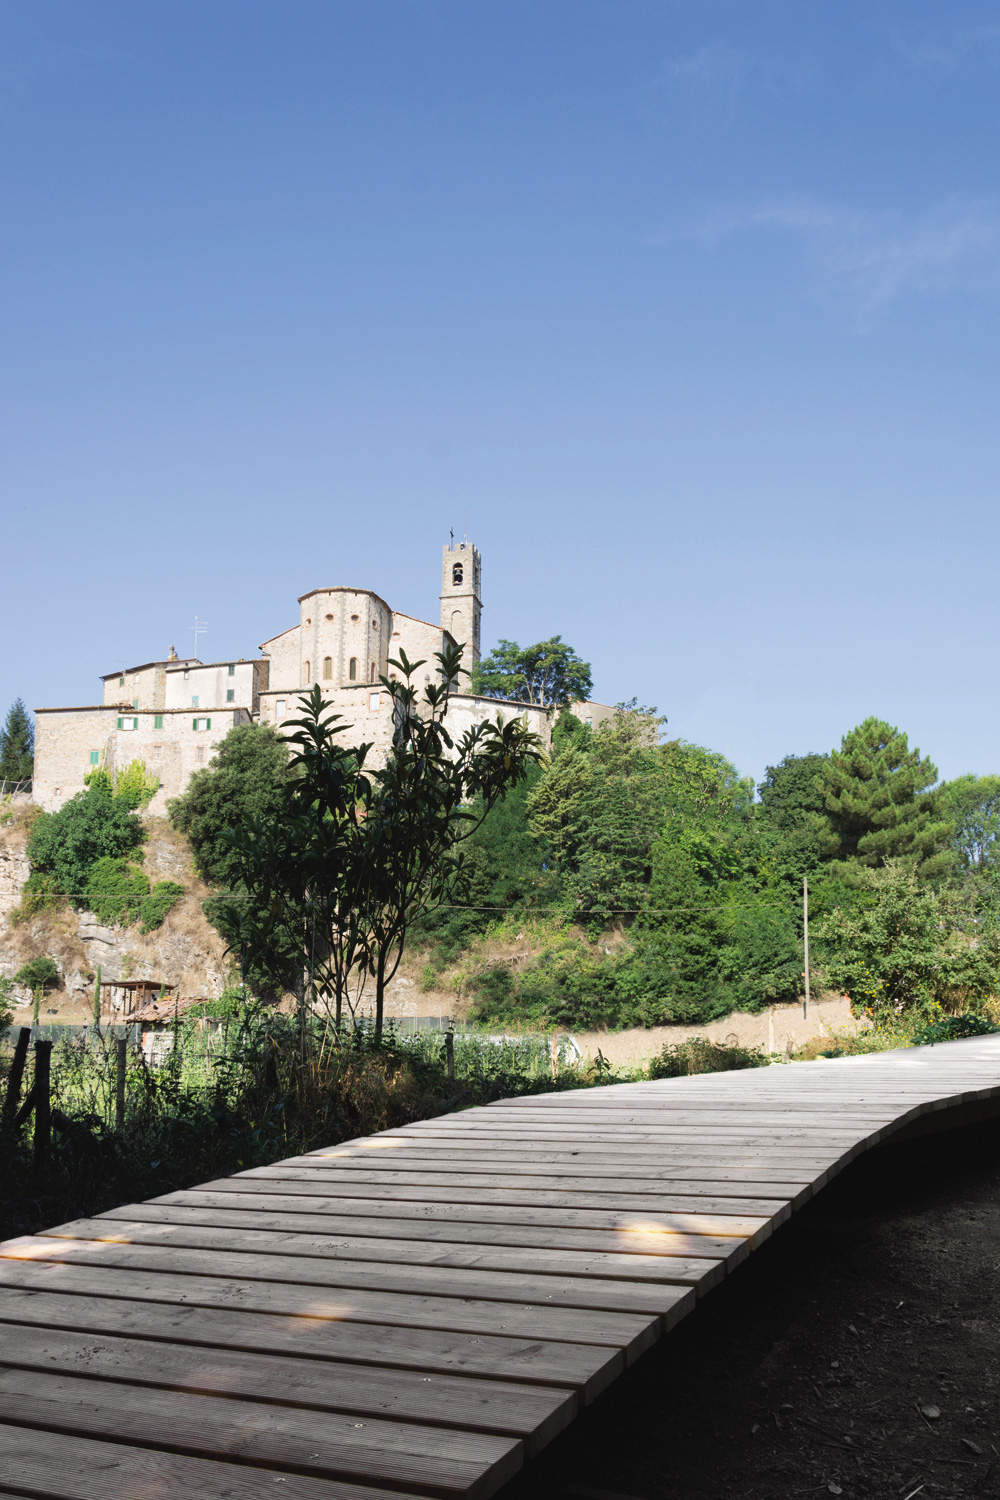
[99,978,174,1020]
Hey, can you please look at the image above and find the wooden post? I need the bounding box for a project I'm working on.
[803,875,811,1020]
[115,1037,127,1130]
[32,1040,52,1171]
[550,1033,559,1082]
[1,1027,31,1134]
[92,963,102,1031]
[445,1028,455,1080]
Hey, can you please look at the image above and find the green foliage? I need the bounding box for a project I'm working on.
[910,1012,1000,1045]
[86,759,160,810]
[139,881,184,934]
[83,857,183,932]
[27,780,145,907]
[9,871,58,925]
[472,636,593,708]
[0,975,13,1035]
[819,861,1000,1022]
[13,955,59,989]
[938,773,1000,873]
[823,717,952,880]
[168,724,291,885]
[648,1036,770,1078]
[0,699,34,784]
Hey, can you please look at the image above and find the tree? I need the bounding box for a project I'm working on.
[823,717,952,880]
[27,780,145,905]
[229,646,542,1037]
[472,637,593,709]
[169,724,291,885]
[819,861,1000,1021]
[938,774,1000,873]
[0,699,33,785]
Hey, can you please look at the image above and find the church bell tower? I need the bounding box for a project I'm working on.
[440,540,482,668]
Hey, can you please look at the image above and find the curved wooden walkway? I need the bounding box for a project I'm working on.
[1,1035,999,1500]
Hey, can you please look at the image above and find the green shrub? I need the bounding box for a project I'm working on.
[139,880,184,933]
[648,1036,770,1078]
[13,955,59,990]
[28,781,145,907]
[85,857,149,926]
[910,1013,1000,1046]
[9,871,58,925]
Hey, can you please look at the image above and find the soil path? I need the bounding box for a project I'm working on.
[497,1119,1000,1500]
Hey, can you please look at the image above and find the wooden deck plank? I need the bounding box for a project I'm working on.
[0,1368,523,1500]
[32,1217,730,1291]
[0,1320,578,1449]
[1,1234,703,1318]
[0,1287,625,1399]
[150,1189,776,1242]
[96,1201,755,1265]
[0,1423,422,1500]
[0,1259,662,1355]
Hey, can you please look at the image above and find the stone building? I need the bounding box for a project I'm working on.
[32,541,611,814]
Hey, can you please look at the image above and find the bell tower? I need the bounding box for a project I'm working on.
[440,540,482,668]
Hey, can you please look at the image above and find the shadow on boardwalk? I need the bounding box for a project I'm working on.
[499,1120,1000,1500]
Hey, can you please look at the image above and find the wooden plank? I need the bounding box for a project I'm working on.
[0,1321,577,1452]
[0,1237,695,1323]
[178,1173,806,1217]
[292,1154,834,1181]
[35,1217,729,1291]
[0,1286,624,1400]
[97,1200,756,1264]
[0,1422,422,1500]
[152,1189,776,1243]
[0,1367,523,1500]
[0,1258,662,1356]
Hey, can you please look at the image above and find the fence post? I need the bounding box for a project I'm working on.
[445,1028,455,1080]
[1,1027,31,1135]
[115,1037,127,1130]
[32,1040,52,1171]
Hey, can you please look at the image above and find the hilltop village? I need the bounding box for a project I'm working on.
[32,542,613,814]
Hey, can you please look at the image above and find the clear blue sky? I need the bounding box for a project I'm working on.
[3,1,998,786]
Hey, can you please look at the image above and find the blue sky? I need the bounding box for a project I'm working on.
[3,1,999,785]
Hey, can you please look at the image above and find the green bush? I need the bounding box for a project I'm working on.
[648,1036,770,1078]
[85,857,149,926]
[28,780,145,907]
[139,880,184,933]
[910,1013,1000,1045]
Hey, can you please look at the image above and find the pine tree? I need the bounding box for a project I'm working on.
[823,717,952,879]
[0,699,34,785]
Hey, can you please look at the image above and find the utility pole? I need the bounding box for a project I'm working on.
[803,875,811,1020]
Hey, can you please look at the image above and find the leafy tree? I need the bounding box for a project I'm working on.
[756,752,838,896]
[938,774,1000,873]
[0,699,33,784]
[169,724,291,885]
[472,636,593,708]
[823,717,952,880]
[819,861,1000,1021]
[13,956,59,989]
[28,781,145,906]
[229,647,541,1037]
[86,759,160,810]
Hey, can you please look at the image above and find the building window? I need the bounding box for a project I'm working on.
[349,658,357,680]
[191,695,199,708]
[183,669,189,679]
[372,619,378,630]
[118,675,124,686]
[132,698,139,709]
[226,689,235,702]
[452,563,463,586]
[370,661,377,682]
[117,717,139,731]
[152,744,162,758]
[196,747,205,763]
[369,693,379,711]
[322,657,332,680]
[89,751,99,766]
[154,714,163,729]
[228,664,235,676]
[325,613,333,621]
[275,699,286,719]
[303,661,311,685]
[193,717,211,731]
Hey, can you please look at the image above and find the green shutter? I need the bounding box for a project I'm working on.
[117,717,123,730]
[133,718,138,730]
[192,718,198,731]
[206,718,211,730]
[154,714,163,729]
[89,751,99,765]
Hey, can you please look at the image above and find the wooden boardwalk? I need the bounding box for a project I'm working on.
[1,1035,999,1500]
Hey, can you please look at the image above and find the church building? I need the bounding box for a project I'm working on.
[32,542,612,814]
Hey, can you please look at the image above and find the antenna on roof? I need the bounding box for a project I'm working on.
[189,616,208,658]
[449,527,454,547]
[464,509,467,545]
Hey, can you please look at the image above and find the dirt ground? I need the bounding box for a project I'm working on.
[497,1118,1000,1500]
